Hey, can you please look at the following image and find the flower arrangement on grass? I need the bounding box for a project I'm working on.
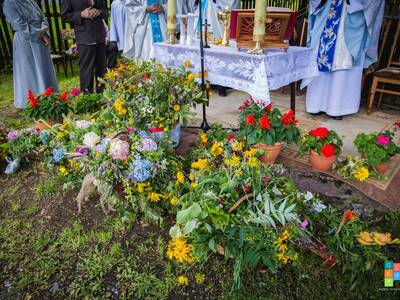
[300,127,343,172]
[237,99,300,164]
[102,60,206,145]
[354,128,400,174]
[24,87,72,128]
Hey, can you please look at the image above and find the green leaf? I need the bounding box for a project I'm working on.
[183,220,198,235]
[169,225,181,238]
[176,203,203,224]
[208,238,217,253]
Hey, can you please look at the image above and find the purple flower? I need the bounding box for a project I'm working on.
[377,135,390,146]
[137,137,158,152]
[98,166,106,174]
[76,147,89,155]
[7,131,20,140]
[299,219,309,231]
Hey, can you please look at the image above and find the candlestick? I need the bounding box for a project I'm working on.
[167,0,176,30]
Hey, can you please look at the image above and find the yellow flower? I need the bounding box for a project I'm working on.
[183,60,191,68]
[354,167,369,181]
[232,140,244,152]
[56,131,66,141]
[58,166,68,176]
[187,73,195,82]
[195,273,206,284]
[278,244,288,252]
[167,237,193,263]
[114,98,127,116]
[191,159,208,171]
[177,275,189,286]
[176,171,185,184]
[170,197,179,206]
[136,183,149,193]
[224,155,241,168]
[173,104,181,112]
[244,148,257,158]
[148,192,163,202]
[128,85,138,94]
[248,157,259,168]
[191,182,198,189]
[276,252,289,264]
[200,133,208,144]
[210,142,223,157]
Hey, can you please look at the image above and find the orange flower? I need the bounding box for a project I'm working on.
[27,90,38,108]
[60,91,69,102]
[43,87,54,97]
[344,210,357,222]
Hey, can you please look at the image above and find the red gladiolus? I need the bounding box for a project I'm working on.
[344,210,357,222]
[60,91,69,102]
[143,73,151,81]
[309,127,329,139]
[259,114,272,130]
[282,110,298,126]
[226,134,235,142]
[27,90,38,108]
[320,144,335,158]
[43,87,54,97]
[245,114,257,126]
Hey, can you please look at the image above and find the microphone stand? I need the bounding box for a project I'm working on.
[198,0,210,131]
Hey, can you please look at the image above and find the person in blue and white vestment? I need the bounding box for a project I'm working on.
[304,0,385,120]
[110,0,127,51]
[123,0,168,60]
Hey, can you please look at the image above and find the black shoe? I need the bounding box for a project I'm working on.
[218,89,227,97]
[309,112,324,116]
[332,116,343,120]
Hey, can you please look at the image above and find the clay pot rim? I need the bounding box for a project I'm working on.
[255,141,285,148]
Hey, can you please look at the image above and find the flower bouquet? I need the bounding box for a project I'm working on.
[102,60,206,147]
[300,127,343,172]
[354,128,400,174]
[237,99,300,164]
[24,87,72,130]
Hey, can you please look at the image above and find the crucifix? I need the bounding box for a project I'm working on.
[203,18,211,48]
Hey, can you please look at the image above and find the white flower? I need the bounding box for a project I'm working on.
[304,191,314,202]
[76,120,92,129]
[83,132,100,148]
[312,202,327,212]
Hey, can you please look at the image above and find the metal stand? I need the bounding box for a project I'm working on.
[198,0,210,131]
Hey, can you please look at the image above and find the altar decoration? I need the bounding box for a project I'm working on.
[217,7,232,47]
[237,99,300,164]
[233,8,297,51]
[167,0,177,44]
[300,127,343,172]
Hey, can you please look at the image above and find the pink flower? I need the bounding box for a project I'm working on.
[299,219,309,231]
[127,127,134,132]
[109,139,130,160]
[226,134,235,142]
[377,135,390,146]
[71,88,81,97]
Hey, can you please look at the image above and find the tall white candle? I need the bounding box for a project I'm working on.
[253,0,267,41]
[167,0,177,30]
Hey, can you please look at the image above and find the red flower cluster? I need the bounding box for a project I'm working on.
[27,90,38,108]
[43,87,54,97]
[245,114,257,126]
[226,134,235,142]
[309,127,329,139]
[320,144,335,158]
[259,114,272,130]
[281,110,298,127]
[60,91,69,102]
[344,210,357,222]
[143,73,151,81]
[239,100,251,111]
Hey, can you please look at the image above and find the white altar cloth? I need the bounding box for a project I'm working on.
[153,43,318,105]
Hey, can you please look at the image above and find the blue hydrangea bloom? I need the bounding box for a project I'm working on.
[137,137,158,152]
[53,147,66,162]
[129,159,153,182]
[39,131,49,144]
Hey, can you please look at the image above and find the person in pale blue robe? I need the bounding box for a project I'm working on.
[304,0,384,119]
[110,0,127,51]
[3,0,58,109]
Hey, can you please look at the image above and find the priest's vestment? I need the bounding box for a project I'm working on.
[304,0,384,117]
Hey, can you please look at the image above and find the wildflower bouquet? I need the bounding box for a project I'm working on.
[300,127,343,158]
[237,99,300,146]
[354,129,400,166]
[5,129,41,160]
[103,60,205,132]
[24,87,72,121]
[335,156,370,181]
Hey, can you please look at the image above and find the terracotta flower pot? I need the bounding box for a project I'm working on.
[374,155,396,174]
[309,150,337,172]
[36,119,60,131]
[256,142,284,165]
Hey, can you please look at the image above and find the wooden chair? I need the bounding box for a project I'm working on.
[367,21,400,114]
[299,18,308,47]
[60,29,77,76]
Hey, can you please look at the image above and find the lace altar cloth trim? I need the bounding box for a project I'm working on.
[153,43,319,105]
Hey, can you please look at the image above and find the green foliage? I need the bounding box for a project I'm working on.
[72,93,103,115]
[6,129,41,160]
[300,127,343,156]
[354,130,400,165]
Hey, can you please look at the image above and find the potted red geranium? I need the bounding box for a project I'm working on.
[238,99,300,164]
[24,87,71,130]
[300,127,343,172]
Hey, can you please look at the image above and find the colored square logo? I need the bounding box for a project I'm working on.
[385,270,394,278]
[394,263,400,272]
[385,260,394,269]
[385,278,394,287]
[394,272,400,281]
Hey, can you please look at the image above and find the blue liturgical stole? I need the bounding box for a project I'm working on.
[317,0,345,72]
[197,0,208,32]
[147,0,163,43]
